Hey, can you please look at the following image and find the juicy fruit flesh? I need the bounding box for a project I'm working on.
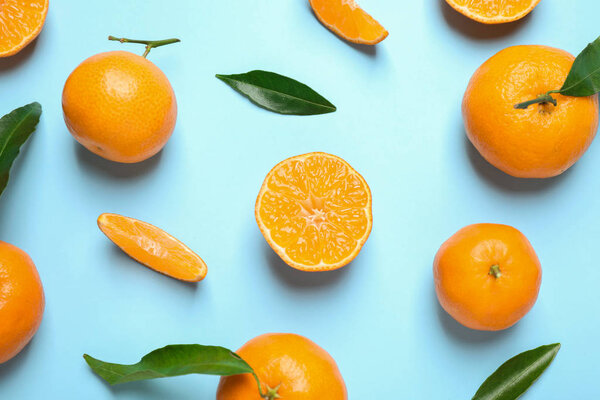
[0,0,47,56]
[448,0,540,22]
[310,0,388,44]
[98,214,207,282]
[257,153,371,269]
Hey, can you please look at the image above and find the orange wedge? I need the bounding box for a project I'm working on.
[97,213,207,282]
[309,0,388,45]
[256,152,372,271]
[0,0,49,57]
[445,0,541,24]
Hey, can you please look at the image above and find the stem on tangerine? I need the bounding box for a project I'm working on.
[489,264,502,279]
[252,372,281,400]
[108,35,180,58]
[514,90,561,109]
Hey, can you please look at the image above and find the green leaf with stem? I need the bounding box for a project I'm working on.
[216,70,336,115]
[0,102,42,199]
[515,36,600,109]
[108,35,180,58]
[84,344,278,399]
[472,343,561,400]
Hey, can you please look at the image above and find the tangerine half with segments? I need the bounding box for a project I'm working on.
[0,0,49,57]
[256,152,372,272]
[445,0,541,24]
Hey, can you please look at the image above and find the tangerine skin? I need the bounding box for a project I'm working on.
[463,45,599,178]
[434,224,541,331]
[62,51,177,163]
[0,241,45,364]
[217,333,347,400]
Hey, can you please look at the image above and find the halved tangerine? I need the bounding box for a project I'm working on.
[309,0,388,45]
[445,0,541,24]
[256,152,372,271]
[98,213,207,282]
[0,0,49,57]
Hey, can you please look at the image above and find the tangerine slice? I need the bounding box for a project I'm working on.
[256,152,372,271]
[97,213,207,282]
[445,0,541,24]
[0,0,49,57]
[309,0,388,45]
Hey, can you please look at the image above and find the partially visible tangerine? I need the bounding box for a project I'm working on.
[0,241,45,364]
[0,0,49,57]
[309,0,388,45]
[434,223,542,331]
[217,333,347,400]
[256,152,372,272]
[445,0,541,24]
[98,213,207,282]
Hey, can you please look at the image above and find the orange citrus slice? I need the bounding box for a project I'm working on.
[97,213,207,282]
[256,152,372,271]
[309,0,388,45]
[0,0,49,57]
[445,0,541,24]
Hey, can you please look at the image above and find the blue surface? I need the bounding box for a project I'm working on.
[0,0,599,398]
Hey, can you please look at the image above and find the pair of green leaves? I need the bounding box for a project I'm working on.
[216,70,336,115]
[85,342,560,400]
[516,36,600,109]
[0,102,42,199]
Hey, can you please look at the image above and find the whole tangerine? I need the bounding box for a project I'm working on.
[0,241,45,364]
[463,45,599,178]
[62,38,178,163]
[217,333,347,400]
[434,223,541,331]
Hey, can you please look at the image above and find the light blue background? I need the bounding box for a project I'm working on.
[0,0,598,398]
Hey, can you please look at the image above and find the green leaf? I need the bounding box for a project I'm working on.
[560,36,600,96]
[84,345,254,385]
[472,343,561,400]
[216,70,336,115]
[0,102,42,198]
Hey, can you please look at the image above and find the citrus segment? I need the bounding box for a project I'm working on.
[97,213,207,282]
[0,0,49,57]
[256,152,372,271]
[309,0,388,45]
[445,0,541,24]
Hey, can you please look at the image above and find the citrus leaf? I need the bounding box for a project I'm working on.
[472,343,561,400]
[0,102,42,198]
[216,70,336,115]
[560,36,600,96]
[84,345,253,385]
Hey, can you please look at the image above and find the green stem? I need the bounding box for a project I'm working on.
[489,264,502,279]
[252,372,281,400]
[108,35,180,58]
[514,90,561,109]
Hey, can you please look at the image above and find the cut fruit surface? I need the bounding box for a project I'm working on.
[0,0,49,57]
[256,152,372,271]
[445,0,541,24]
[309,0,388,45]
[98,213,207,282]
